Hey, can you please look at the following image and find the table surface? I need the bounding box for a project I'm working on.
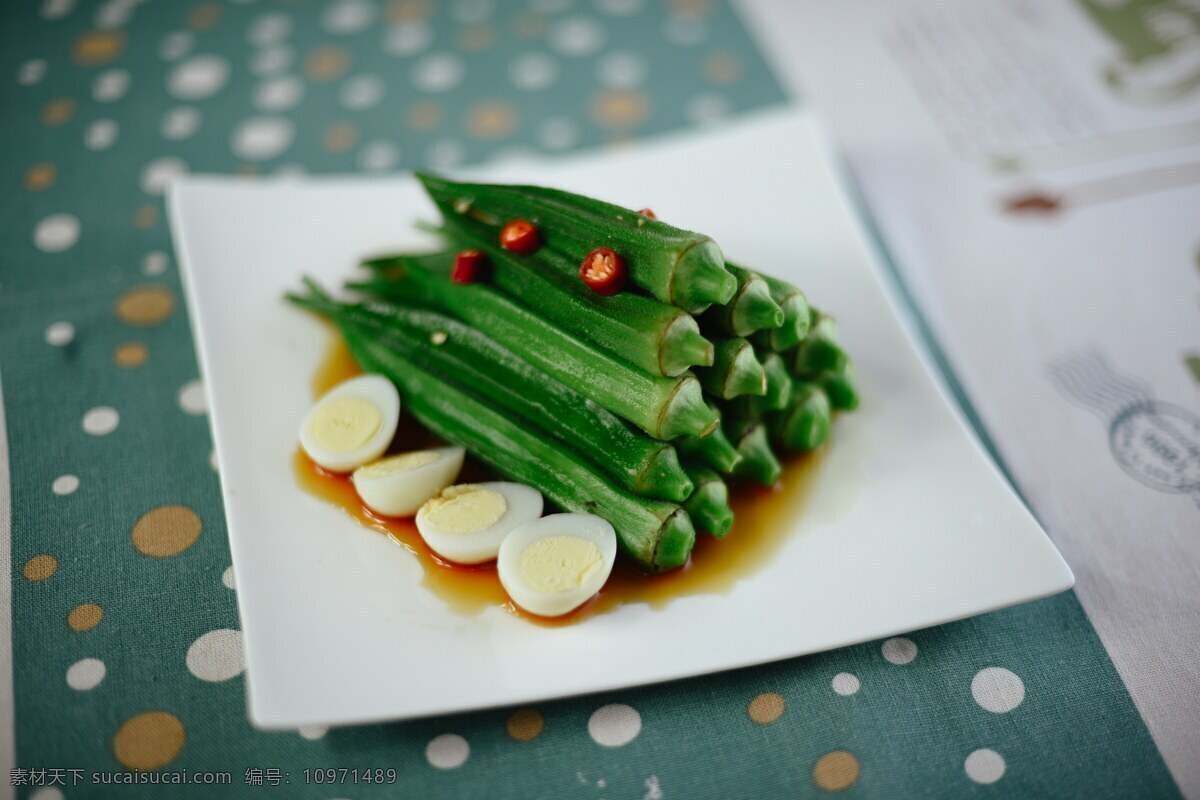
[0,1,1184,798]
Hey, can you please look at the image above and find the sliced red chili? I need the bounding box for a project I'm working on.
[452,249,487,284]
[637,208,657,219]
[580,247,627,296]
[499,219,540,254]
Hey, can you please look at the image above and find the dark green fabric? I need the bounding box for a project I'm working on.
[0,1,1180,797]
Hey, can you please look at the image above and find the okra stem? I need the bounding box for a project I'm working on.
[416,172,736,313]
[728,420,783,486]
[792,313,847,376]
[770,381,832,452]
[752,268,812,351]
[817,364,859,411]
[761,352,794,411]
[703,264,783,338]
[349,258,718,440]
[683,467,734,537]
[696,338,766,399]
[343,324,695,571]
[676,411,744,475]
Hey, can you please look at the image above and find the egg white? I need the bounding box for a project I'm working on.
[416,481,543,565]
[352,446,464,517]
[299,374,400,472]
[498,513,617,618]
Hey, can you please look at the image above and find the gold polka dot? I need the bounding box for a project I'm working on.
[68,603,103,632]
[591,90,650,129]
[114,341,148,368]
[134,205,159,229]
[407,101,442,131]
[457,24,495,51]
[23,555,58,582]
[468,102,517,139]
[72,30,126,66]
[187,2,222,31]
[115,285,176,327]
[513,10,547,37]
[669,0,713,16]
[324,122,358,152]
[25,163,57,192]
[506,709,544,741]
[387,0,432,22]
[704,52,742,85]
[747,692,785,724]
[42,98,76,127]
[113,712,186,770]
[132,505,201,557]
[305,46,350,82]
[813,751,860,792]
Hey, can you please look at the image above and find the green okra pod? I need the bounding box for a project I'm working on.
[817,363,859,411]
[676,411,744,475]
[755,269,812,351]
[727,419,783,486]
[770,381,832,452]
[416,172,736,313]
[350,258,718,440]
[792,312,847,376]
[702,263,783,338]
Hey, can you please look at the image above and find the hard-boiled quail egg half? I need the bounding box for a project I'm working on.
[416,482,543,565]
[352,446,465,517]
[498,513,617,618]
[299,374,400,473]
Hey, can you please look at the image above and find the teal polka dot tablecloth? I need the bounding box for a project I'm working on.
[0,0,1183,798]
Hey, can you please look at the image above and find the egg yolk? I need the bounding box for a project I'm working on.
[357,450,439,478]
[308,397,382,453]
[518,536,603,594]
[422,485,507,534]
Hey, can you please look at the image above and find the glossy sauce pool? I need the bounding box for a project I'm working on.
[298,333,824,625]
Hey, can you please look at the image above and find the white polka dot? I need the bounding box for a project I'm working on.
[588,703,641,747]
[686,93,729,125]
[254,75,305,112]
[45,321,75,346]
[663,16,707,45]
[426,734,469,769]
[426,139,466,168]
[412,53,466,93]
[161,106,201,141]
[93,68,131,102]
[186,629,245,682]
[18,59,48,86]
[250,45,294,76]
[383,22,432,57]
[247,12,293,46]
[298,725,328,740]
[178,379,208,415]
[168,55,231,101]
[95,0,133,29]
[509,52,558,91]
[358,140,400,172]
[596,51,645,88]
[323,0,375,34]
[29,787,65,800]
[339,74,385,110]
[142,251,169,276]
[85,119,119,151]
[881,637,917,665]
[596,0,643,14]
[965,748,1006,784]
[82,406,119,436]
[53,474,80,495]
[231,116,295,160]
[66,658,106,690]
[548,16,605,56]
[452,0,493,23]
[832,672,860,696]
[537,117,579,150]
[972,667,1025,713]
[222,565,235,589]
[159,30,194,62]
[41,0,75,20]
[34,214,81,253]
[140,157,188,196]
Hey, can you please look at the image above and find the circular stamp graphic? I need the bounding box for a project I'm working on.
[1109,402,1200,494]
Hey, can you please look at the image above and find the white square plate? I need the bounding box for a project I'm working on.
[170,108,1072,729]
